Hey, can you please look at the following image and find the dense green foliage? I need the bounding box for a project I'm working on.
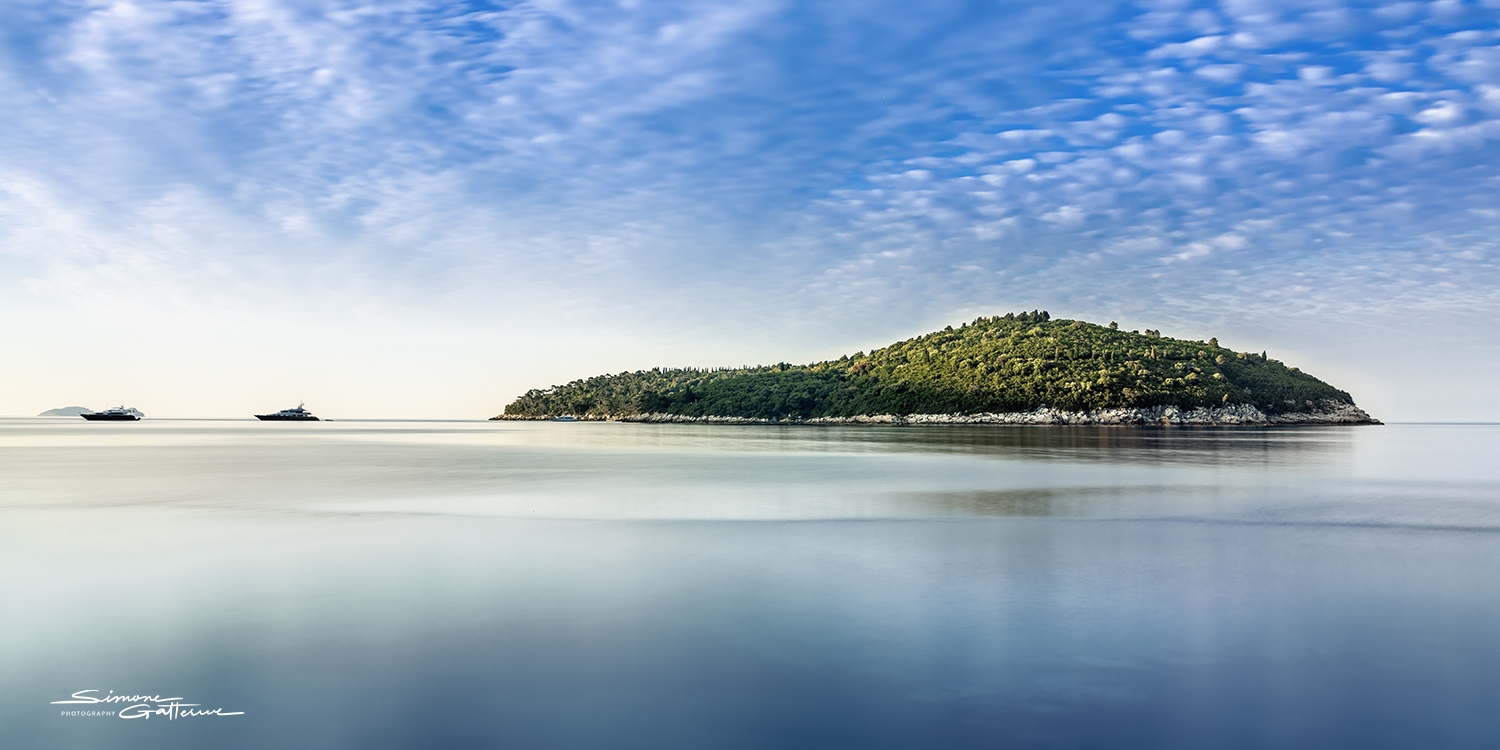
[499,312,1357,420]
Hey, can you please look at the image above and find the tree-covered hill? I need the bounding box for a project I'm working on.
[497,312,1360,421]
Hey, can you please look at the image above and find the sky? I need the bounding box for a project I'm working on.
[1,0,1497,420]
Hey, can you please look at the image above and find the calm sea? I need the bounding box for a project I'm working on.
[2,419,1497,749]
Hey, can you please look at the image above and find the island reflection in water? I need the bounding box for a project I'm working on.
[2,420,1497,749]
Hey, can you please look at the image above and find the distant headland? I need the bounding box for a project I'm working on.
[38,406,92,417]
[494,312,1380,426]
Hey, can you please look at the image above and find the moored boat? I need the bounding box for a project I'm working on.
[255,404,320,421]
[80,405,143,421]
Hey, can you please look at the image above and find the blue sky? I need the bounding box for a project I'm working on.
[2,0,1497,419]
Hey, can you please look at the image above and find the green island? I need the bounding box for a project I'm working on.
[495,312,1379,425]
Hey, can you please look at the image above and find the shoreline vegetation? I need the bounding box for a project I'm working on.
[494,312,1381,426]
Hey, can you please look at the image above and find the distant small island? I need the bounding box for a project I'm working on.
[38,406,92,417]
[494,312,1380,425]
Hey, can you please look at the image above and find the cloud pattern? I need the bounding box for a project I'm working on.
[799,0,1500,326]
[1,0,1498,341]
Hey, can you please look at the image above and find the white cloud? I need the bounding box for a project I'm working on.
[1298,65,1335,83]
[1149,35,1224,59]
[1373,3,1423,22]
[1195,63,1246,83]
[1040,205,1087,228]
[1414,100,1468,126]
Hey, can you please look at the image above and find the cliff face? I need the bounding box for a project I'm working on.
[496,312,1379,424]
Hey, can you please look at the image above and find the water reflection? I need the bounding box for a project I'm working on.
[487,421,1356,470]
[0,418,1353,469]
[0,419,1471,526]
[768,423,1352,466]
[897,486,1213,518]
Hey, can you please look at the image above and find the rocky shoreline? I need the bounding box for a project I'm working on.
[495,401,1380,426]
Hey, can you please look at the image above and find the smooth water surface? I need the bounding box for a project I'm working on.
[2,419,1497,749]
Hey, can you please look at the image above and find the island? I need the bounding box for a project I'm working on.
[494,312,1380,425]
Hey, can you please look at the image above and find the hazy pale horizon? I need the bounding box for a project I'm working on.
[3,0,1498,421]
